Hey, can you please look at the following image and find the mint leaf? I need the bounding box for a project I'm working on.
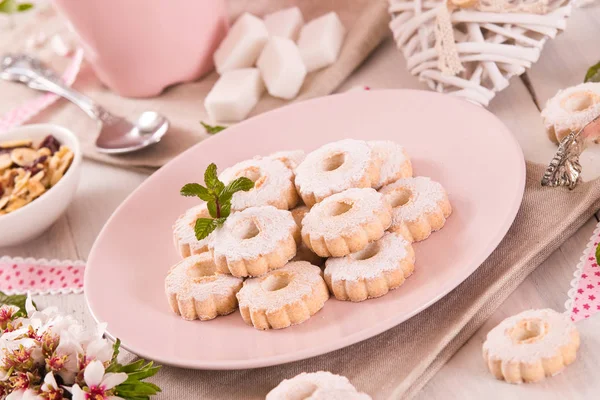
[180,183,213,202]
[201,121,227,134]
[17,2,32,11]
[0,291,29,317]
[204,163,224,194]
[220,201,231,218]
[194,218,218,240]
[596,242,600,266]
[206,200,218,219]
[585,61,600,83]
[219,177,254,204]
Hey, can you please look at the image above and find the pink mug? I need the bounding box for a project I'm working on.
[51,0,229,98]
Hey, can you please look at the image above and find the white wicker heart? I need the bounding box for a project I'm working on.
[389,0,572,106]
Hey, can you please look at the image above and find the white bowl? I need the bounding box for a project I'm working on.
[0,124,82,247]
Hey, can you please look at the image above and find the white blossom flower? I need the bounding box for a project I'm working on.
[71,360,126,400]
[5,388,42,399]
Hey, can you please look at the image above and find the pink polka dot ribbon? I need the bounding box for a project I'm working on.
[566,222,600,322]
[0,256,84,295]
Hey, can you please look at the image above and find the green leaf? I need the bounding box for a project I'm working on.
[204,163,219,190]
[206,200,218,218]
[204,163,225,194]
[0,0,16,14]
[194,218,218,240]
[0,291,29,317]
[219,177,254,204]
[17,2,32,11]
[180,183,213,202]
[111,338,121,365]
[585,61,600,83]
[201,121,227,134]
[220,201,231,218]
[595,242,600,266]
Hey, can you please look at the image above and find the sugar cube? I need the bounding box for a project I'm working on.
[257,38,307,100]
[204,69,265,122]
[214,13,269,74]
[263,7,304,41]
[298,12,346,73]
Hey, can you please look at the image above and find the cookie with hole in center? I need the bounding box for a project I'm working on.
[379,176,451,242]
[237,261,329,330]
[165,253,243,321]
[324,231,415,302]
[301,188,392,258]
[266,371,371,400]
[172,203,213,258]
[483,309,580,384]
[210,206,299,277]
[294,139,380,207]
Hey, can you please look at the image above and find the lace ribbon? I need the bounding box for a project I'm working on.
[0,256,85,295]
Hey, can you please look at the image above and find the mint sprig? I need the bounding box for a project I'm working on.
[181,163,254,240]
[107,339,162,400]
[201,121,227,135]
[584,61,600,83]
[595,242,600,266]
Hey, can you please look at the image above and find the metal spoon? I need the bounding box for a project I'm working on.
[0,54,169,154]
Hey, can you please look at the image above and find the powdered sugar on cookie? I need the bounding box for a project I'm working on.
[295,139,380,206]
[219,158,298,211]
[369,140,412,189]
[172,203,213,257]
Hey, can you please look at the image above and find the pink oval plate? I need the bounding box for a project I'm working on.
[85,90,525,370]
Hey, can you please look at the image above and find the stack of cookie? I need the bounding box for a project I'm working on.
[165,139,452,330]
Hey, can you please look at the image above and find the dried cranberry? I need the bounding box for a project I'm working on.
[0,184,3,198]
[38,135,61,154]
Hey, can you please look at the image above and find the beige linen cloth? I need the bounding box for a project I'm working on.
[116,162,600,399]
[0,0,391,169]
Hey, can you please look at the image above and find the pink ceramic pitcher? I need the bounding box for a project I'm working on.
[52,0,229,98]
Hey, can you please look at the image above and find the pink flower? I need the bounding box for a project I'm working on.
[40,372,65,399]
[0,306,20,330]
[70,361,126,400]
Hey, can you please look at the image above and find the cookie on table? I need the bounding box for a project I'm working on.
[267,371,371,400]
[482,309,580,384]
[294,139,380,207]
[210,206,299,277]
[379,176,451,242]
[541,82,600,144]
[219,157,299,211]
[237,261,329,330]
[324,231,415,302]
[301,188,392,257]
[165,253,243,321]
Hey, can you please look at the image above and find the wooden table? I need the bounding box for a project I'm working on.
[2,3,600,399]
